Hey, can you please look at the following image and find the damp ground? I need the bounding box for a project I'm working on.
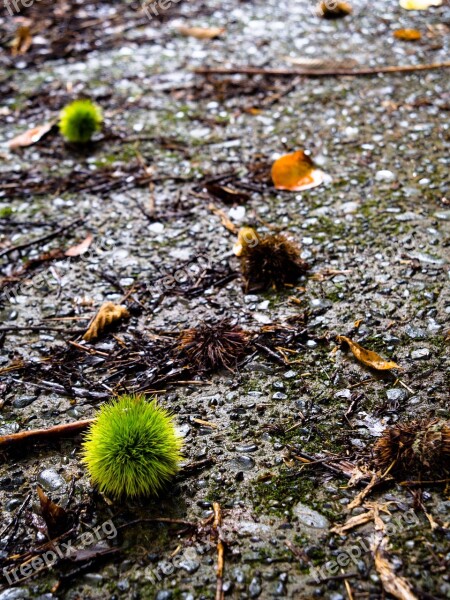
[0,1,449,599]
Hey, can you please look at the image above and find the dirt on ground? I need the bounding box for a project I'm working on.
[0,0,449,599]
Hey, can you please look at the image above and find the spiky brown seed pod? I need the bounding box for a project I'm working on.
[178,319,249,372]
[374,419,450,478]
[237,229,308,292]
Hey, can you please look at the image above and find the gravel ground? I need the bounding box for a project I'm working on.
[0,0,449,599]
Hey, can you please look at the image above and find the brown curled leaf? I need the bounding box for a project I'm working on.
[37,485,70,539]
[337,336,400,370]
[83,302,130,342]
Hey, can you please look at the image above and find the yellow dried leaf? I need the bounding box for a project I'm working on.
[337,336,400,370]
[83,302,130,342]
[400,0,442,8]
[271,150,325,192]
[373,537,418,600]
[177,26,225,39]
[393,28,422,40]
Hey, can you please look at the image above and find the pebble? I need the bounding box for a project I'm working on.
[404,325,427,340]
[155,592,172,600]
[0,590,30,600]
[235,444,258,453]
[283,370,296,379]
[249,576,262,598]
[177,558,200,574]
[12,395,37,409]
[231,455,255,470]
[293,502,330,530]
[386,389,408,404]
[375,170,395,182]
[411,348,431,360]
[37,469,65,491]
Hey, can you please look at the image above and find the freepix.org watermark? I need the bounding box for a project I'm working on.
[141,0,183,21]
[2,519,117,585]
[3,0,43,16]
[309,509,420,583]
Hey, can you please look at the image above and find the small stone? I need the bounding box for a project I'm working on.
[12,395,37,409]
[283,370,296,379]
[411,348,431,360]
[37,469,65,491]
[0,590,30,600]
[155,592,172,600]
[272,392,287,400]
[293,502,330,530]
[375,170,395,182]
[249,576,262,598]
[178,558,200,574]
[404,325,427,340]
[335,389,351,399]
[386,389,408,404]
[231,455,255,470]
[117,579,129,592]
[235,444,258,453]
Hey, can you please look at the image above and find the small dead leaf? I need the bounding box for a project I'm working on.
[177,26,225,39]
[205,183,250,204]
[271,150,325,192]
[83,302,130,342]
[337,336,400,370]
[37,485,70,538]
[208,203,238,234]
[65,233,94,257]
[400,0,442,8]
[8,122,54,150]
[331,509,375,535]
[393,28,422,40]
[11,24,32,56]
[373,536,418,600]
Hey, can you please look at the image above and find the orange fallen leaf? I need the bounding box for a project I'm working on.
[177,26,225,40]
[83,302,130,342]
[65,234,94,257]
[337,336,400,370]
[271,150,325,192]
[8,122,54,149]
[393,28,422,40]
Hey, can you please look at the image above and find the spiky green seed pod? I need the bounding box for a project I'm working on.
[59,99,102,143]
[82,395,182,498]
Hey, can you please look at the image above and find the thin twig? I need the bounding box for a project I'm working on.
[213,502,224,600]
[0,419,94,448]
[194,61,450,78]
[0,218,83,258]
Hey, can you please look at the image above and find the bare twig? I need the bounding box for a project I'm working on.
[0,419,94,448]
[213,502,224,600]
[194,61,450,78]
[0,218,83,258]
